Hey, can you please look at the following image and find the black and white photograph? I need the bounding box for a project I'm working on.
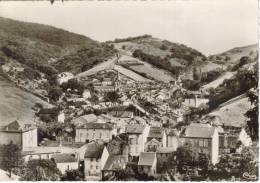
[0,0,258,181]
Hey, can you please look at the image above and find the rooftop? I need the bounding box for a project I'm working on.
[138,152,156,166]
[52,153,77,163]
[148,127,163,139]
[125,124,145,134]
[183,123,215,138]
[84,142,105,159]
[78,122,113,130]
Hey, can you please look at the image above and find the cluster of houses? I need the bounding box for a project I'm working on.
[0,55,254,180]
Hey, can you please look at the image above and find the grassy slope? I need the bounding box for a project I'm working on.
[209,44,258,66]
[0,75,52,125]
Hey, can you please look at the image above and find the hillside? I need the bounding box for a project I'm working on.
[110,35,211,82]
[209,44,258,66]
[0,17,115,76]
[0,74,51,126]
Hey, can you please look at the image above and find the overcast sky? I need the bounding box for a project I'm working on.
[0,0,258,55]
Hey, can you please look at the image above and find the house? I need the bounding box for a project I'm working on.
[22,146,76,162]
[219,128,252,154]
[94,86,115,93]
[84,142,109,179]
[82,89,91,99]
[182,97,209,108]
[138,152,157,176]
[52,153,78,174]
[102,78,113,86]
[107,110,134,119]
[57,72,74,85]
[145,138,161,152]
[166,129,179,151]
[37,107,65,123]
[75,122,116,143]
[125,124,150,156]
[0,120,37,150]
[147,127,166,147]
[180,123,219,165]
[71,114,97,127]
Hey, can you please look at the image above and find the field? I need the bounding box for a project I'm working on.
[201,72,235,91]
[0,75,51,126]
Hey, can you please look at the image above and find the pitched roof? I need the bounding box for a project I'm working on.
[52,153,77,163]
[84,142,105,159]
[72,114,97,125]
[103,155,127,170]
[108,111,133,118]
[38,107,61,115]
[1,120,35,132]
[157,147,175,154]
[148,127,163,139]
[138,152,156,166]
[78,122,113,130]
[125,124,145,134]
[167,129,178,136]
[183,123,215,138]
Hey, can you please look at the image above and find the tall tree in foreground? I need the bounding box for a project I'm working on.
[20,159,61,181]
[0,142,23,177]
[244,66,258,141]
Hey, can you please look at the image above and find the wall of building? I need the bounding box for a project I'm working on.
[211,128,219,165]
[167,136,179,151]
[100,147,109,170]
[76,128,113,143]
[0,131,22,147]
[22,128,38,149]
[57,162,79,174]
[84,158,101,176]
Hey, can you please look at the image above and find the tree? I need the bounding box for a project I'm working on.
[244,67,258,141]
[20,159,61,181]
[175,143,196,172]
[105,91,120,103]
[61,169,83,181]
[0,142,23,177]
[48,87,63,102]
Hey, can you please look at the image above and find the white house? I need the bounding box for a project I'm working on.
[57,72,74,85]
[84,142,109,179]
[125,124,150,156]
[52,153,79,174]
[0,120,37,150]
[75,122,116,143]
[82,89,91,99]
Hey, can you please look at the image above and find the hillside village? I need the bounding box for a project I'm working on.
[0,17,258,181]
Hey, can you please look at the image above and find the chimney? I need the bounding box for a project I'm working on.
[195,95,197,107]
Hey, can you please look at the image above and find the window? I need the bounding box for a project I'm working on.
[204,140,208,147]
[100,133,102,139]
[67,165,70,170]
[90,165,93,169]
[136,146,138,153]
[96,166,99,170]
[199,140,204,147]
[129,138,134,145]
[29,155,33,161]
[91,158,93,162]
[93,133,95,138]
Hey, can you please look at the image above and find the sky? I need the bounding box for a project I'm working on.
[0,0,258,55]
